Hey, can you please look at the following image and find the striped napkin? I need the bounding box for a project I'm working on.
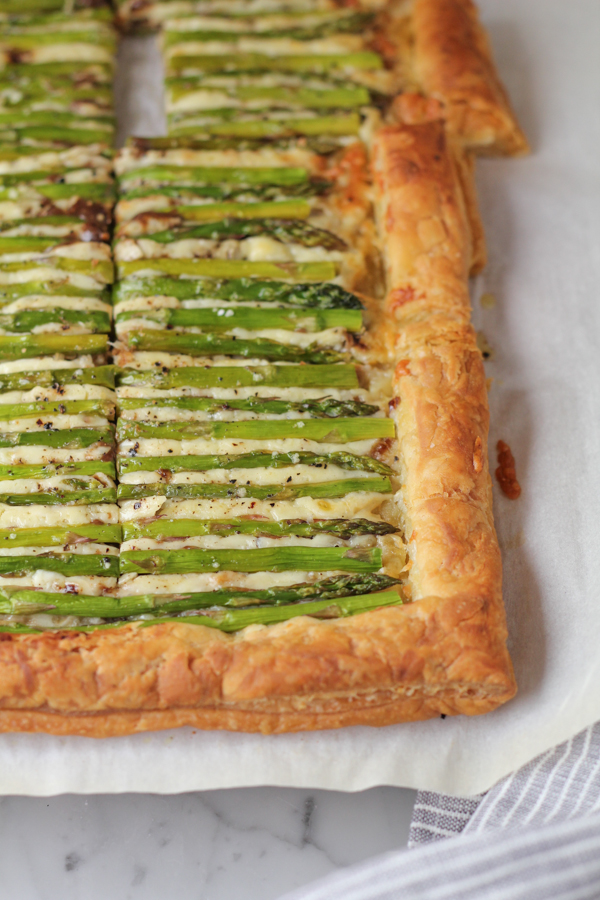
[279,723,600,900]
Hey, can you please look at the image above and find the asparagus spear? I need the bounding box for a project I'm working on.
[0,428,112,449]
[142,200,312,222]
[118,418,393,443]
[0,257,114,284]
[115,306,361,333]
[167,51,383,76]
[118,165,310,188]
[124,219,346,250]
[122,135,340,155]
[0,111,113,129]
[119,451,391,476]
[122,517,396,541]
[0,31,115,49]
[119,180,330,203]
[0,168,111,189]
[0,61,113,83]
[163,13,372,44]
[120,545,382,575]
[0,400,114,421]
[27,183,115,203]
[0,334,108,361]
[117,397,376,417]
[0,461,115,480]
[116,476,391,502]
[0,283,111,304]
[0,366,114,393]
[168,113,361,139]
[116,363,359,390]
[0,184,115,206]
[0,126,114,147]
[143,589,401,632]
[0,310,110,333]
[122,330,344,362]
[0,573,399,616]
[0,589,402,631]
[112,278,360,309]
[118,260,336,281]
[0,235,72,254]
[123,135,342,154]
[0,524,121,547]
[0,553,118,577]
[0,487,116,505]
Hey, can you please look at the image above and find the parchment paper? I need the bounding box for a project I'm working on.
[2,0,598,797]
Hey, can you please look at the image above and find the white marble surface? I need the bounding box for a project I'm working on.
[0,787,416,900]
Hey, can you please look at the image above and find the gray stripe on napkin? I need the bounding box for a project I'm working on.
[408,722,600,846]
[278,814,600,900]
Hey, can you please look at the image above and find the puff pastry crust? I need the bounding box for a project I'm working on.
[411,0,530,155]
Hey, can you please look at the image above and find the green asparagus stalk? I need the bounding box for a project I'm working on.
[115,307,360,333]
[0,126,114,146]
[0,524,121,547]
[0,334,108,361]
[0,573,399,616]
[0,428,113,449]
[118,416,392,443]
[0,487,116,505]
[148,200,312,222]
[118,165,310,188]
[0,79,112,100]
[0,183,115,205]
[0,257,114,285]
[0,310,110,333]
[0,366,115,392]
[0,62,113,82]
[0,588,402,632]
[118,397,376,417]
[0,553,118,577]
[0,400,114,421]
[167,52,383,76]
[116,476,391,503]
[0,168,108,188]
[118,451,391,477]
[120,545,382,575]
[32,183,115,203]
[0,6,113,23]
[120,179,330,203]
[2,61,114,86]
[168,113,361,139]
[144,589,401,632]
[112,278,359,309]
[0,111,113,130]
[122,135,339,155]
[0,283,111,304]
[0,461,115,480]
[163,13,372,44]
[116,363,358,390]
[0,235,69,254]
[123,219,346,250]
[0,32,115,49]
[122,330,344,362]
[122,517,395,542]
[118,259,336,282]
